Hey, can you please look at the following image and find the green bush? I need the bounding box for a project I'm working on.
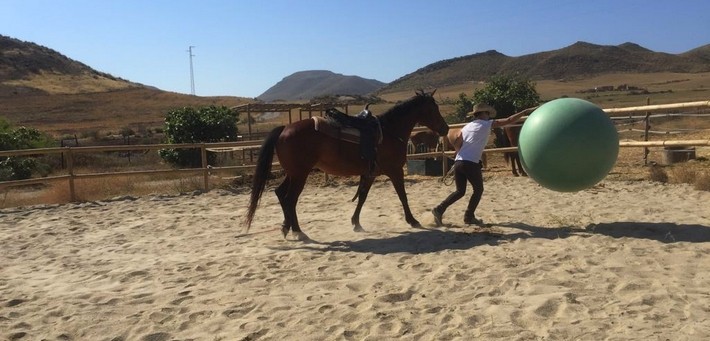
[472,74,541,118]
[450,74,541,124]
[447,93,475,124]
[0,157,37,180]
[0,118,56,181]
[159,106,240,167]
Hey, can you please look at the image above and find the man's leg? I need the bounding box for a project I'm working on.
[463,161,484,224]
[432,161,467,225]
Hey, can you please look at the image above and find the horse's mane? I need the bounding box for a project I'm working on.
[377,92,435,125]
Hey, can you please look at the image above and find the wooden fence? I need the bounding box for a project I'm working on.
[409,100,710,175]
[1,100,709,202]
[0,141,266,201]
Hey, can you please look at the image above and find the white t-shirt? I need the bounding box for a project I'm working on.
[455,119,492,163]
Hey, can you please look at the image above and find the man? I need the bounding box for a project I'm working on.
[432,103,536,226]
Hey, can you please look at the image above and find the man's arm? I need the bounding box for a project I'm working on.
[448,128,463,152]
[492,106,538,128]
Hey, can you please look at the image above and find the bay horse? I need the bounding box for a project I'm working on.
[493,125,526,176]
[409,129,441,153]
[245,90,449,241]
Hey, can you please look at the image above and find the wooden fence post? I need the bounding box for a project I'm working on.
[247,105,252,140]
[644,97,651,165]
[201,144,209,191]
[66,147,76,202]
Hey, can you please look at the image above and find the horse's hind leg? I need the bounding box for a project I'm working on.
[506,152,520,176]
[351,175,375,232]
[514,154,527,176]
[275,177,291,237]
[282,175,310,241]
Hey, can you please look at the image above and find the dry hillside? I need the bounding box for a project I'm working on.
[0,87,250,136]
[1,35,252,136]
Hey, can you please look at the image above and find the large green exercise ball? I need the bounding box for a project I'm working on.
[518,98,619,192]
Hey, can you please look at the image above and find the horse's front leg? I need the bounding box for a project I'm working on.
[351,175,375,232]
[388,169,422,228]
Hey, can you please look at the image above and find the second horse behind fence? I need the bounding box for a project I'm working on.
[494,125,526,176]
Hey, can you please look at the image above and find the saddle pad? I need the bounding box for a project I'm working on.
[312,116,361,144]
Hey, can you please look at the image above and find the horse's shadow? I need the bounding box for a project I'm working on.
[284,221,710,254]
[285,227,504,254]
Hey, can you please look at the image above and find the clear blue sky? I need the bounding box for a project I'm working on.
[2,0,709,98]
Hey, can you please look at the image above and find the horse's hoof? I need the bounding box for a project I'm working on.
[281,226,289,238]
[353,224,365,232]
[410,221,423,229]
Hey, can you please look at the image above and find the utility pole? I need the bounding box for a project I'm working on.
[188,46,196,95]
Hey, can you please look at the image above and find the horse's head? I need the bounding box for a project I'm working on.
[414,89,449,136]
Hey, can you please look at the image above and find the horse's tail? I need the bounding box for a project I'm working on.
[245,125,285,231]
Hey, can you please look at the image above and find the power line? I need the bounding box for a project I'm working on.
[187,46,196,95]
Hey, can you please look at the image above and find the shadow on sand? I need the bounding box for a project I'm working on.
[282,221,710,255]
[503,221,710,244]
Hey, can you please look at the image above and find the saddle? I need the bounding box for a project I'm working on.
[314,108,383,177]
[313,108,382,145]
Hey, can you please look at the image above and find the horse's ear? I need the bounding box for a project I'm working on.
[415,89,422,96]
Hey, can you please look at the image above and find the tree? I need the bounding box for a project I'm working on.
[450,74,541,124]
[158,106,240,167]
[447,93,475,124]
[471,74,541,118]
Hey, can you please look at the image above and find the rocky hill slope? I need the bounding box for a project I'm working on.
[257,70,385,102]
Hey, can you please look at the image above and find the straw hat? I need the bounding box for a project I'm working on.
[466,103,497,118]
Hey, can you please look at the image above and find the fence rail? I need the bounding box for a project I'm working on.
[2,100,709,201]
[0,142,263,200]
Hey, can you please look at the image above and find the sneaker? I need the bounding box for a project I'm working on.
[431,208,443,227]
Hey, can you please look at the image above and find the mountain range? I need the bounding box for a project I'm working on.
[241,41,710,101]
[380,41,710,93]
[2,34,709,102]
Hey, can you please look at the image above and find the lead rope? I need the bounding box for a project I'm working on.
[440,161,459,186]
